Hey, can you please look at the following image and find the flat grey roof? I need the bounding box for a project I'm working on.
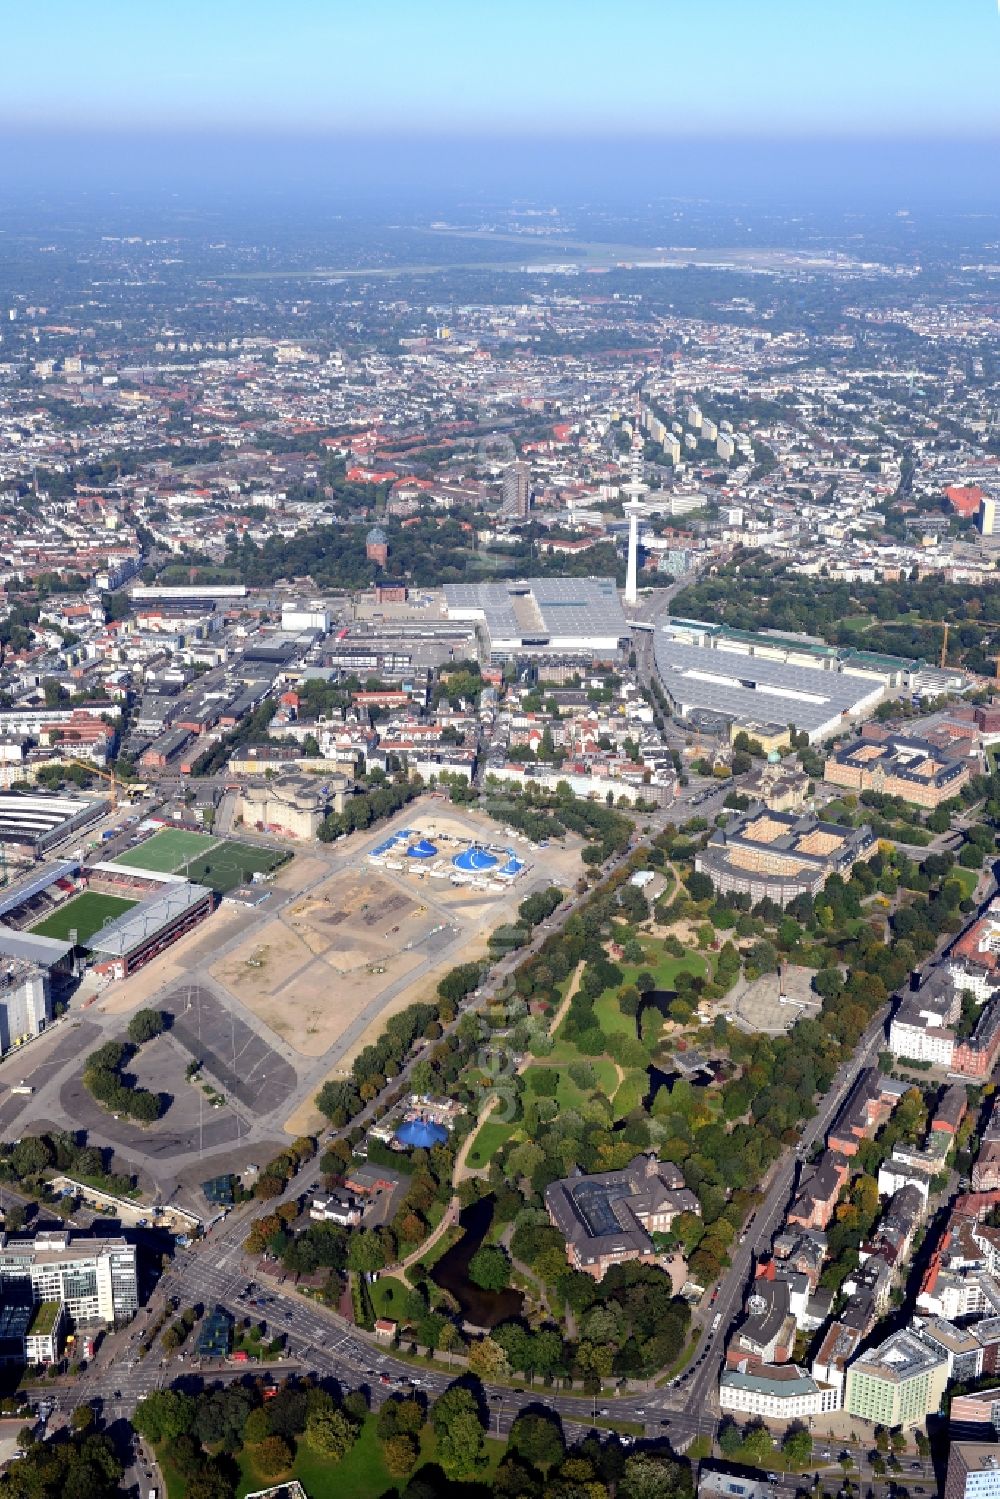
[0,793,105,836]
[0,926,73,965]
[444,577,626,647]
[86,881,212,957]
[653,634,882,734]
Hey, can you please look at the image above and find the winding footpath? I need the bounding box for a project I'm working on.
[453,959,584,1184]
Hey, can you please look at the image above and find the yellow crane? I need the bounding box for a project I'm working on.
[64,759,119,809]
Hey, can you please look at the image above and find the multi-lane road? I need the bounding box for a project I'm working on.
[673,1007,889,1420]
[60,1202,937,1494]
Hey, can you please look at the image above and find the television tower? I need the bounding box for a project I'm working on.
[623,386,647,606]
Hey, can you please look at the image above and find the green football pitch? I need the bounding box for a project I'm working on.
[31,891,138,944]
[112,828,219,873]
[181,842,288,895]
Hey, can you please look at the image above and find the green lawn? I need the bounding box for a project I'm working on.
[157,1447,191,1499]
[113,827,218,872]
[818,799,857,825]
[590,949,710,1042]
[544,1035,590,1063]
[523,1065,592,1113]
[951,865,980,900]
[648,952,710,988]
[30,890,137,944]
[181,840,288,894]
[463,1118,518,1169]
[369,1274,410,1321]
[593,989,634,1038]
[235,1414,505,1499]
[589,1058,620,1098]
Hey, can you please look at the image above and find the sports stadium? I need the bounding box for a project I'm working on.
[0,856,214,980]
[0,820,287,982]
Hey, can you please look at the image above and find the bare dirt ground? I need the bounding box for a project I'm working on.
[272,854,326,890]
[209,866,448,1057]
[283,802,584,1112]
[286,870,434,971]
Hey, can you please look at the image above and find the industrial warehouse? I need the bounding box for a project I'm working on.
[443,577,628,659]
[0,791,108,860]
[652,627,886,743]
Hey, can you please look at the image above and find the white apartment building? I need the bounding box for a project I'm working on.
[719,1365,841,1419]
[0,1231,138,1325]
[918,1268,1000,1321]
[888,1007,957,1067]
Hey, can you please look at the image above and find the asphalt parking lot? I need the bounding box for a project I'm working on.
[0,1020,102,1133]
[160,982,297,1115]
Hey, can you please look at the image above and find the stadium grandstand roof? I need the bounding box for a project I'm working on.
[0,927,73,966]
[0,862,79,920]
[0,792,107,850]
[86,882,212,958]
[88,861,189,885]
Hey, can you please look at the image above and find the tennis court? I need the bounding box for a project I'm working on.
[31,891,138,944]
[180,840,288,895]
[112,828,219,873]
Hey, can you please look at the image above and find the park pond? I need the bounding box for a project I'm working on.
[431,1195,524,1330]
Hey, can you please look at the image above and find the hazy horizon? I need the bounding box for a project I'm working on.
[3,0,1000,219]
[3,131,1000,218]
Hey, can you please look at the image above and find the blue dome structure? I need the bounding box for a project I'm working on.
[395,1118,449,1150]
[500,855,524,876]
[406,838,438,859]
[452,845,498,872]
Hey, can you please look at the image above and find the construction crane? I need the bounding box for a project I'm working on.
[64,760,119,810]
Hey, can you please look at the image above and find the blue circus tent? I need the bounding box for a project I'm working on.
[395,1118,449,1149]
[500,855,524,876]
[406,838,438,858]
[452,845,498,872]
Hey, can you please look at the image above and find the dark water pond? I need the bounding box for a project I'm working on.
[430,1195,524,1329]
[640,988,676,1019]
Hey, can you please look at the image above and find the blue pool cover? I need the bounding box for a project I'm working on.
[452,845,499,872]
[395,1118,449,1149]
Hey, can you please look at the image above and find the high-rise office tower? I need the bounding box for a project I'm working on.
[502,462,531,519]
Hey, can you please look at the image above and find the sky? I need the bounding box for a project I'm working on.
[4,0,999,139]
